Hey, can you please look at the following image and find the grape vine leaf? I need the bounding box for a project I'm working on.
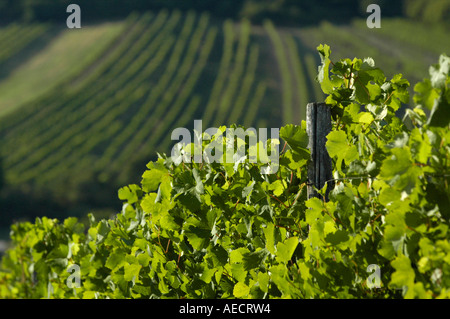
[427,92,450,127]
[276,237,299,263]
[317,44,334,95]
[280,124,309,157]
[326,130,358,172]
[429,54,450,89]
[233,282,250,298]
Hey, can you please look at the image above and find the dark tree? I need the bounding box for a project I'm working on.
[0,0,408,25]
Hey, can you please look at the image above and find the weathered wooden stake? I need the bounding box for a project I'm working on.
[306,102,334,201]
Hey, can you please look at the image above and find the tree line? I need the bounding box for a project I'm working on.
[0,0,421,26]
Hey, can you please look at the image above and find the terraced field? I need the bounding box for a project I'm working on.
[0,10,447,224]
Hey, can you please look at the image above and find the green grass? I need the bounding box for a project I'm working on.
[352,18,450,57]
[0,23,49,64]
[201,19,235,127]
[0,12,446,224]
[264,20,294,124]
[0,22,124,117]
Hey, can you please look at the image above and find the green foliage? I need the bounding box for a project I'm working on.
[1,45,449,299]
[404,0,450,25]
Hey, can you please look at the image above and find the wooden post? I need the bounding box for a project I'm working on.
[306,102,334,201]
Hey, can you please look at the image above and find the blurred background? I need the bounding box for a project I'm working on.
[0,0,449,252]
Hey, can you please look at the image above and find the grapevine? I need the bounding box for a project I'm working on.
[0,45,449,299]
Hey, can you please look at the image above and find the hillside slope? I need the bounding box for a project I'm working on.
[0,10,447,225]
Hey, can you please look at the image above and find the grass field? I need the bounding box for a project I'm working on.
[0,11,447,228]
